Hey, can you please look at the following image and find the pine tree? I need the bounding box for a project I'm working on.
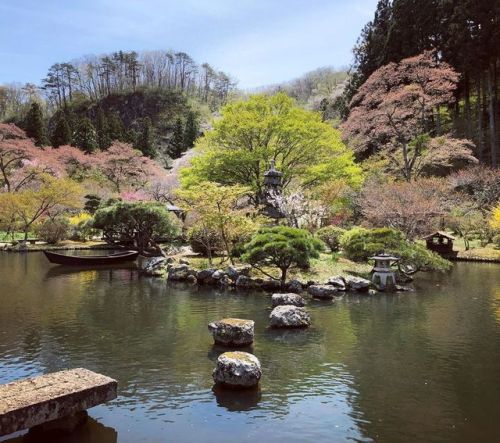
[25,102,47,146]
[107,111,125,142]
[183,111,198,149]
[135,117,156,158]
[51,114,72,148]
[95,109,111,149]
[73,117,98,153]
[169,118,184,159]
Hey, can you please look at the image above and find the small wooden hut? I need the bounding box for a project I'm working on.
[423,231,456,256]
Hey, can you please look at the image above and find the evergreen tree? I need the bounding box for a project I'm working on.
[135,117,156,158]
[25,102,47,146]
[169,118,184,159]
[73,117,98,153]
[95,109,111,149]
[107,111,125,142]
[51,114,72,148]
[183,111,198,149]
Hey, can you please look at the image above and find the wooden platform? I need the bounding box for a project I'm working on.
[0,368,117,437]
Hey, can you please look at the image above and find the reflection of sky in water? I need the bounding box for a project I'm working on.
[1,254,500,442]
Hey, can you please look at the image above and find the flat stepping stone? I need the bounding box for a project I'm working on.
[269,305,311,328]
[308,284,338,299]
[208,318,254,346]
[212,351,262,388]
[0,368,117,437]
[271,293,305,307]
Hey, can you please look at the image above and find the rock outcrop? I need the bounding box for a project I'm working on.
[269,305,311,328]
[212,352,262,388]
[208,318,255,346]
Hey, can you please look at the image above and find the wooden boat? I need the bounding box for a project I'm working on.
[43,250,139,266]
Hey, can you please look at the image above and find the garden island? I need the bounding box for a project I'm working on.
[0,1,499,442]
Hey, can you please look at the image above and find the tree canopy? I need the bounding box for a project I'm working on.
[181,93,363,203]
[242,226,324,287]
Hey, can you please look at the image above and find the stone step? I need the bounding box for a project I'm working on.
[0,368,117,437]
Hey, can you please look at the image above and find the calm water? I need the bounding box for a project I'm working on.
[1,253,500,443]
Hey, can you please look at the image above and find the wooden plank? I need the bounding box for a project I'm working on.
[0,368,117,436]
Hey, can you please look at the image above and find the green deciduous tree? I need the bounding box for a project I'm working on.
[181,93,363,204]
[242,226,323,288]
[92,201,180,256]
[0,175,81,240]
[177,181,261,265]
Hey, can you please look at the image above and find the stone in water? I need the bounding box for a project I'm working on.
[212,351,262,388]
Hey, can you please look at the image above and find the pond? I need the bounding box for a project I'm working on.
[1,253,499,442]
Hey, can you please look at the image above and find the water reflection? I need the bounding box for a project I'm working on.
[3,418,117,443]
[0,254,499,442]
[212,385,262,412]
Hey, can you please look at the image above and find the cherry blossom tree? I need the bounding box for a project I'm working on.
[94,142,166,192]
[359,177,458,239]
[343,51,476,181]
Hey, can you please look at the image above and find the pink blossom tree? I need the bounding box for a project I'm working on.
[342,51,476,181]
[94,142,166,192]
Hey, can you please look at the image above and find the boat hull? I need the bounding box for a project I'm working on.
[43,250,139,266]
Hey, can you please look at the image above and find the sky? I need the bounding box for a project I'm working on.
[0,0,378,89]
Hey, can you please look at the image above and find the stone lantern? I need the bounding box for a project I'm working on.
[262,160,284,220]
[263,160,283,193]
[369,253,399,291]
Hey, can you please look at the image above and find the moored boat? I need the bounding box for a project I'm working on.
[43,250,139,266]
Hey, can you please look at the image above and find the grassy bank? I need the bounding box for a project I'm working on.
[183,253,372,281]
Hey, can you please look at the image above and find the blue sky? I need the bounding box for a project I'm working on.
[0,0,377,89]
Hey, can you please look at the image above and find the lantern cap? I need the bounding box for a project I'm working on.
[369,253,400,261]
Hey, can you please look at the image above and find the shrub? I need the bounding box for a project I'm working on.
[493,234,500,250]
[341,227,451,272]
[36,218,69,244]
[92,201,180,255]
[188,225,223,256]
[242,226,324,288]
[316,226,345,252]
[68,213,98,242]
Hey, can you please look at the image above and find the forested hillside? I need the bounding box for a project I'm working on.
[340,0,499,166]
[260,67,348,123]
[0,50,236,164]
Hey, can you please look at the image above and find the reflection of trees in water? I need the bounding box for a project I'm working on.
[343,263,500,442]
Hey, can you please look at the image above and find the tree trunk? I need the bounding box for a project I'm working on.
[280,267,287,290]
[487,62,498,167]
[476,76,483,162]
[464,74,472,139]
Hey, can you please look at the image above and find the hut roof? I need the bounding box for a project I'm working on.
[422,231,455,240]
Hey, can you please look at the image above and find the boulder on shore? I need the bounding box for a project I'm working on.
[226,265,252,281]
[212,351,262,388]
[308,284,338,300]
[271,293,306,307]
[208,318,255,346]
[168,264,190,281]
[235,275,256,289]
[269,305,311,328]
[344,275,371,292]
[327,276,346,290]
[286,279,303,293]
